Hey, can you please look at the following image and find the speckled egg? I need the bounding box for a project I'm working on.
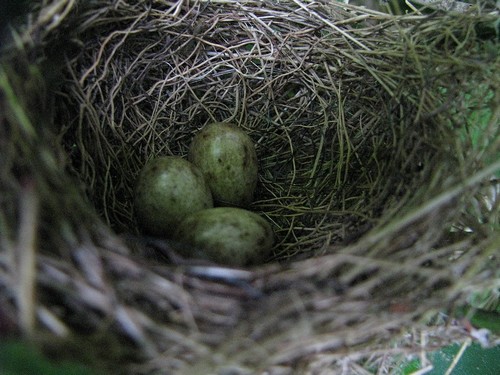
[188,122,258,207]
[134,156,213,237]
[173,207,274,266]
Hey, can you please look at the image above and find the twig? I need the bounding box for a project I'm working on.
[444,338,470,375]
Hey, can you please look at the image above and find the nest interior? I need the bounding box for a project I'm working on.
[1,0,499,374]
[49,1,489,256]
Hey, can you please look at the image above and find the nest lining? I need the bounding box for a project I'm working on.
[0,0,499,374]
[54,0,473,260]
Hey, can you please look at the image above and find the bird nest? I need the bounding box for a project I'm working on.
[1,0,499,374]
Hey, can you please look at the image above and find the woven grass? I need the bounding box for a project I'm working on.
[1,0,499,374]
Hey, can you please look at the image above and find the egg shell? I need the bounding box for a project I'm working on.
[134,156,213,237]
[173,207,274,266]
[188,122,258,207]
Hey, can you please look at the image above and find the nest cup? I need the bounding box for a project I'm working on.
[54,1,469,257]
[1,0,499,373]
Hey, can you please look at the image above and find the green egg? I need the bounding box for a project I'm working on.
[174,207,274,266]
[134,156,213,237]
[188,122,258,207]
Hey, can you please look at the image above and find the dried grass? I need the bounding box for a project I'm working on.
[0,0,499,374]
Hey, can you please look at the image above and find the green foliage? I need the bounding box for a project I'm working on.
[0,340,100,375]
[469,309,500,334]
[401,358,420,374]
[401,343,500,375]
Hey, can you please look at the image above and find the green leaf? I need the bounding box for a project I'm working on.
[0,340,98,375]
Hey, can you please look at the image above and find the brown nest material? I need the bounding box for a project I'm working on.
[1,0,499,374]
